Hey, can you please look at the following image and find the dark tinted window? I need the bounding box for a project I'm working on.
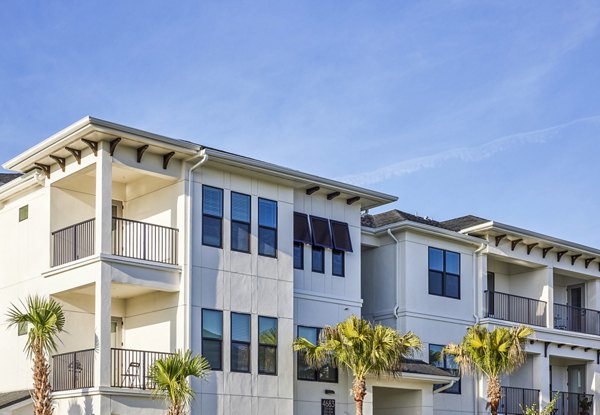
[332,250,344,277]
[312,246,325,273]
[294,242,304,270]
[202,309,223,370]
[428,247,460,299]
[430,344,461,394]
[297,326,338,383]
[258,316,277,374]
[202,186,223,248]
[294,212,312,244]
[258,198,277,257]
[231,313,250,372]
[231,192,251,253]
[310,216,333,248]
[331,221,352,252]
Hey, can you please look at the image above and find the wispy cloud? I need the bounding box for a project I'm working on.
[338,115,600,186]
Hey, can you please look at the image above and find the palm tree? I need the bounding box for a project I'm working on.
[149,350,210,415]
[6,295,65,415]
[293,315,421,415]
[444,324,534,415]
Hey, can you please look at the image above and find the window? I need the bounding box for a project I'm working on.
[429,344,460,394]
[258,198,277,257]
[18,322,27,336]
[18,205,28,222]
[202,309,223,370]
[428,247,460,299]
[231,192,251,253]
[310,216,333,248]
[294,212,312,244]
[331,221,352,252]
[231,313,250,373]
[202,186,223,248]
[294,242,304,270]
[297,326,337,382]
[258,316,278,375]
[332,250,344,277]
[312,246,324,273]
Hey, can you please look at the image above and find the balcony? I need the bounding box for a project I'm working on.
[52,348,173,392]
[484,291,547,327]
[52,217,179,267]
[554,303,600,336]
[499,386,539,415]
[553,391,594,415]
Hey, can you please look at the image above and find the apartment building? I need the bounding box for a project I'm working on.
[361,210,600,415]
[0,117,455,415]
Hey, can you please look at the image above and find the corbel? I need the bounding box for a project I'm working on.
[585,258,595,269]
[163,152,175,169]
[542,247,554,258]
[511,239,523,251]
[65,147,81,164]
[526,243,538,255]
[556,251,567,262]
[136,145,149,163]
[327,191,341,200]
[346,196,360,205]
[109,137,121,156]
[306,186,320,195]
[81,139,98,156]
[34,163,51,179]
[49,155,66,172]
[571,254,582,266]
[495,234,507,247]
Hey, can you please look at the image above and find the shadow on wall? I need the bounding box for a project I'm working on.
[67,396,93,415]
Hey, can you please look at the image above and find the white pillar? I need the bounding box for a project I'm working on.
[94,262,112,388]
[95,141,112,255]
[544,267,554,329]
[586,361,600,415]
[533,354,551,408]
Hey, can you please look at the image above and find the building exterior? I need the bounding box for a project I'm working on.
[1,117,598,415]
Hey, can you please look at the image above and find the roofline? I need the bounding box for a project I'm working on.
[202,148,398,209]
[460,221,600,256]
[368,371,458,384]
[0,171,42,202]
[362,220,488,247]
[3,116,200,171]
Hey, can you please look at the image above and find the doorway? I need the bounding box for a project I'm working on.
[111,317,123,348]
[567,285,585,332]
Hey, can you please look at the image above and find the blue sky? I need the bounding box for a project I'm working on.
[1,1,600,246]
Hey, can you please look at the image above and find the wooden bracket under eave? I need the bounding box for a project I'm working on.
[542,247,554,258]
[511,239,523,251]
[163,152,175,170]
[346,196,360,205]
[34,163,51,179]
[137,145,149,163]
[556,250,567,262]
[109,138,121,156]
[526,243,538,255]
[327,191,340,200]
[494,234,507,247]
[585,258,595,269]
[49,155,66,172]
[571,254,582,266]
[81,139,98,156]
[306,186,320,195]
[65,147,81,164]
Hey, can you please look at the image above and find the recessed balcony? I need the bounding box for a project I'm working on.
[484,290,547,327]
[52,217,179,267]
[554,303,600,336]
[499,386,539,415]
[552,391,594,415]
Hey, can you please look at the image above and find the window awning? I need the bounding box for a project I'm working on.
[310,216,333,248]
[294,212,312,244]
[331,220,353,252]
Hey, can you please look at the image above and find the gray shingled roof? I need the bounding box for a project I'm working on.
[361,209,451,230]
[400,359,456,377]
[0,390,30,409]
[0,173,21,186]
[441,215,489,232]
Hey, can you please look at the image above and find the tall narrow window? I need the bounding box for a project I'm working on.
[332,249,344,277]
[18,205,28,222]
[231,313,251,373]
[202,186,223,248]
[312,246,325,273]
[294,242,304,270]
[297,326,337,382]
[331,221,352,252]
[258,198,277,257]
[258,316,278,375]
[429,344,461,393]
[231,192,251,253]
[202,309,223,370]
[428,247,460,299]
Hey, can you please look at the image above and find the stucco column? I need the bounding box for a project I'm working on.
[544,267,554,329]
[533,354,550,408]
[94,262,112,388]
[586,361,600,415]
[95,141,112,255]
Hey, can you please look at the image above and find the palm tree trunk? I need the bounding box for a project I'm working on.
[352,376,367,415]
[487,375,502,415]
[32,343,53,415]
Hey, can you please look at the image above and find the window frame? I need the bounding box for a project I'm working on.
[296,326,338,383]
[332,249,345,277]
[429,343,461,394]
[258,316,278,375]
[230,192,251,254]
[230,312,251,373]
[258,198,278,258]
[202,186,223,248]
[18,205,28,222]
[294,241,304,270]
[312,246,325,274]
[330,220,353,252]
[428,247,461,299]
[201,308,223,371]
[309,216,333,249]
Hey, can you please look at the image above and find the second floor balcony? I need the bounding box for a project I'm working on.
[52,217,179,267]
[554,303,600,336]
[484,290,547,327]
[499,386,540,415]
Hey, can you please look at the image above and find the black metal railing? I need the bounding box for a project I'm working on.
[52,349,95,391]
[484,290,547,327]
[112,217,178,265]
[554,303,600,336]
[498,386,540,415]
[553,391,594,415]
[52,217,179,267]
[52,219,96,266]
[111,348,174,390]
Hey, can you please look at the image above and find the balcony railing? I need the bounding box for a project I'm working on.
[499,386,540,415]
[554,303,600,336]
[484,290,547,327]
[52,217,178,267]
[52,349,95,392]
[553,391,593,415]
[52,348,173,392]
